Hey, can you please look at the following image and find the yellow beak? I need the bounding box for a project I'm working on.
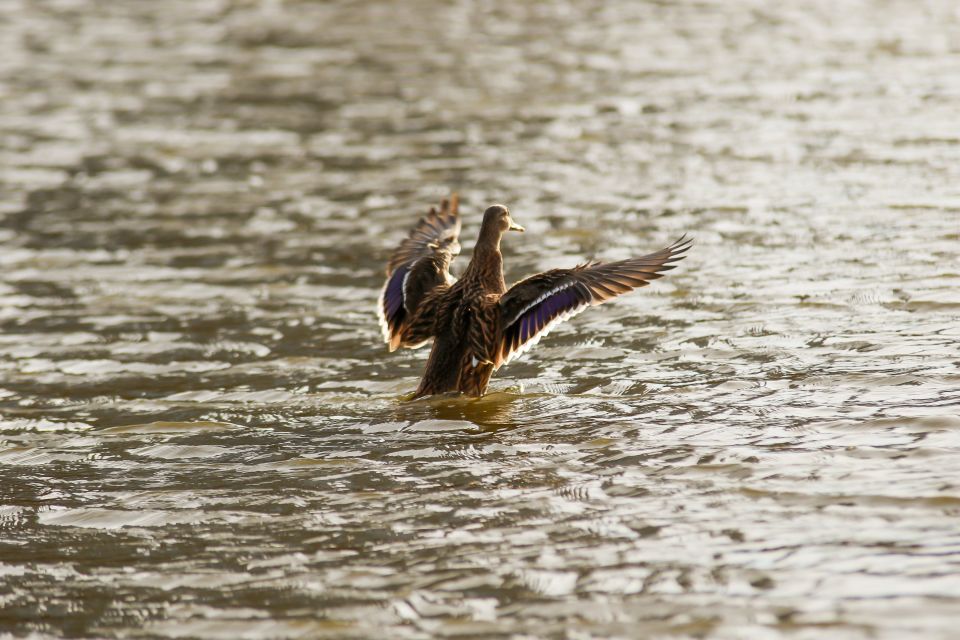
[508,219,525,232]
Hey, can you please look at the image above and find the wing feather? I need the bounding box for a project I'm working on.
[377,196,461,350]
[496,235,691,367]
[385,195,461,276]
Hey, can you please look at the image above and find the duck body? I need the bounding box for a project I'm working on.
[377,196,691,399]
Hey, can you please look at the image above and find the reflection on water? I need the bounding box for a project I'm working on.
[2,0,960,637]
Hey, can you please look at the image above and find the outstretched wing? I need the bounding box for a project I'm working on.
[496,235,692,367]
[378,195,461,351]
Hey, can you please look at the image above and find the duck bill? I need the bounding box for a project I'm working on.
[508,220,525,232]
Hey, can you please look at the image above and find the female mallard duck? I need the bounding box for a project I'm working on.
[378,195,691,398]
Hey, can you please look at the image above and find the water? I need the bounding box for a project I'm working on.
[2,0,959,637]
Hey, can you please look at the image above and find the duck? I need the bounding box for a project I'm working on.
[377,195,691,399]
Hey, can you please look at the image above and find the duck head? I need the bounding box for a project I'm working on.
[481,204,524,236]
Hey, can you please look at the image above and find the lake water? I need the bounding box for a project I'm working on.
[1,0,959,637]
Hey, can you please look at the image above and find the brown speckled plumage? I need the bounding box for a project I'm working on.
[377,197,691,398]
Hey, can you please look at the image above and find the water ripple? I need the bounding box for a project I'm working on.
[1,0,959,638]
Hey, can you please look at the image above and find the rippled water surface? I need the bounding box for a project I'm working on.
[2,0,960,637]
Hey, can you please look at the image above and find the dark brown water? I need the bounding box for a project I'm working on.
[2,0,960,637]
